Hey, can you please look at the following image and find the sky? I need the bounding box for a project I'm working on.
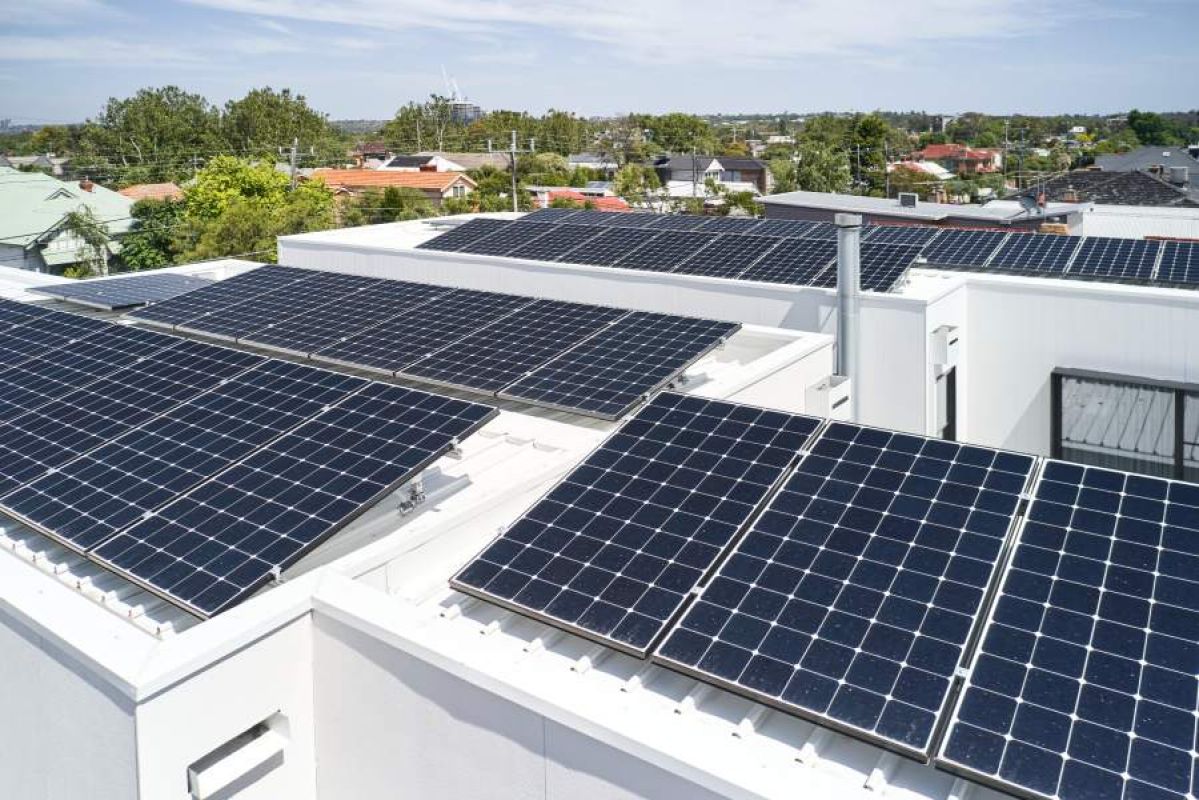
[0,0,1196,124]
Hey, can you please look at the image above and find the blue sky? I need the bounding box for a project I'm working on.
[1,0,1196,124]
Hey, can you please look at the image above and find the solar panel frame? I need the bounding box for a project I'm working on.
[29,273,214,310]
[938,461,1199,800]
[555,227,660,266]
[653,422,1038,759]
[93,384,496,617]
[1066,237,1161,284]
[738,238,837,285]
[987,234,1083,275]
[672,234,783,279]
[922,230,1012,269]
[452,392,823,655]
[126,265,314,329]
[414,218,510,252]
[613,231,720,273]
[498,312,741,420]
[398,299,629,394]
[1154,240,1199,287]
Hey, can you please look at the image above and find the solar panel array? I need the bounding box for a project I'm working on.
[137,266,740,420]
[0,299,496,618]
[30,272,214,310]
[419,216,912,292]
[940,461,1199,800]
[423,213,1199,291]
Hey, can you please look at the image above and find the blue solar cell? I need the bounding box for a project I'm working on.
[657,422,1036,757]
[499,312,740,419]
[738,238,836,285]
[864,226,944,247]
[922,230,1011,268]
[752,219,819,238]
[127,265,313,328]
[30,272,213,310]
[0,360,364,551]
[556,227,660,266]
[646,215,714,231]
[506,224,605,262]
[522,208,583,224]
[0,306,113,369]
[810,243,919,292]
[1155,241,1199,287]
[614,231,719,272]
[457,221,560,256]
[454,393,822,654]
[416,218,510,251]
[672,234,782,279]
[987,235,1082,274]
[94,384,495,616]
[1068,238,1160,283]
[939,461,1199,800]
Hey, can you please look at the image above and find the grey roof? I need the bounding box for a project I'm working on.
[763,190,1088,222]
[655,155,720,172]
[717,157,768,171]
[1095,145,1198,175]
[1009,169,1195,207]
[385,155,435,168]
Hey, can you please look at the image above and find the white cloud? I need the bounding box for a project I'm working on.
[181,0,1093,64]
[0,35,206,66]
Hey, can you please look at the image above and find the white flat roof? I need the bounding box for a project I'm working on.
[765,190,1088,222]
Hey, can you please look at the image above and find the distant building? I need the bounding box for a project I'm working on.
[1009,168,1197,208]
[118,182,184,203]
[307,168,476,208]
[912,144,1002,175]
[652,155,771,194]
[1093,146,1199,203]
[3,153,70,177]
[0,167,133,273]
[529,187,630,212]
[567,153,619,179]
[377,154,467,172]
[415,151,510,172]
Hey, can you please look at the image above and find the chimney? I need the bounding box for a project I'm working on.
[1062,187,1080,203]
[79,177,94,192]
[835,213,862,421]
[419,163,438,172]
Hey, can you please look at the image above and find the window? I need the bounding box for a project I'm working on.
[1051,368,1197,480]
[451,183,467,199]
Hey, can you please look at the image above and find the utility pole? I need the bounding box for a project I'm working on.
[692,146,699,208]
[288,137,299,190]
[417,118,422,152]
[884,141,890,199]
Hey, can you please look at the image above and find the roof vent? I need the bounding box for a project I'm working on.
[898,192,918,208]
[1168,166,1189,185]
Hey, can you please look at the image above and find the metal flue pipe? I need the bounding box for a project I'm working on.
[835,213,862,421]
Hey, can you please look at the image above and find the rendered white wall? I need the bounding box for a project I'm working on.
[311,614,729,800]
[965,280,1199,454]
[0,610,138,800]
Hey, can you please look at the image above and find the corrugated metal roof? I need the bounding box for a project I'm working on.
[0,167,134,249]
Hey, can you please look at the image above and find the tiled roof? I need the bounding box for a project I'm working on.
[309,169,477,191]
[545,190,629,212]
[118,183,183,202]
[1014,170,1193,207]
[916,144,999,161]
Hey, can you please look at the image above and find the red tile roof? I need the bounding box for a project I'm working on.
[546,190,630,212]
[118,182,183,201]
[916,144,1000,161]
[309,169,476,192]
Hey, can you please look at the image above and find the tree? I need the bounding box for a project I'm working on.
[29,125,73,155]
[221,87,341,161]
[59,207,111,278]
[517,152,570,185]
[769,158,798,193]
[467,165,531,212]
[646,113,714,153]
[794,143,852,193]
[612,164,661,206]
[76,86,222,184]
[119,198,183,270]
[343,187,435,225]
[183,155,289,220]
[1127,109,1179,146]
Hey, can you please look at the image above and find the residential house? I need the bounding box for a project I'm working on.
[3,153,70,176]
[567,153,619,179]
[529,187,630,212]
[306,169,477,208]
[118,182,184,202]
[1008,169,1197,208]
[0,167,133,273]
[377,154,466,172]
[912,143,1003,175]
[415,151,510,172]
[651,155,771,194]
[1094,146,1199,203]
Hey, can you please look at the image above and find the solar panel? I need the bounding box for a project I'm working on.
[0,297,55,327]
[814,242,919,292]
[453,393,822,654]
[556,227,660,266]
[922,230,1011,268]
[656,422,1036,757]
[614,231,719,273]
[93,384,495,616]
[561,210,652,228]
[940,461,1199,800]
[457,221,559,256]
[988,234,1082,275]
[399,299,628,393]
[29,272,214,310]
[864,226,943,248]
[522,208,583,224]
[795,222,841,241]
[414,218,509,252]
[239,280,451,357]
[1067,238,1161,283]
[178,270,376,341]
[646,215,714,231]
[499,312,740,419]
[0,324,179,419]
[127,265,313,328]
[1156,241,1199,287]
[699,217,766,233]
[312,289,533,374]
[673,234,782,279]
[0,339,263,495]
[752,219,819,238]
[738,238,836,285]
[506,224,605,262]
[0,360,364,551]
[0,306,112,369]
